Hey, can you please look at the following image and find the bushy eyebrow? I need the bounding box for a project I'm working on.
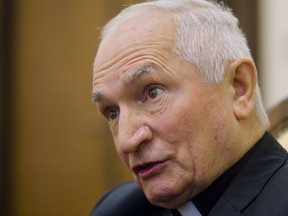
[92,92,103,104]
[92,63,159,104]
[121,63,157,85]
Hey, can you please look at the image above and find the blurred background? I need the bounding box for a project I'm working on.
[0,0,287,215]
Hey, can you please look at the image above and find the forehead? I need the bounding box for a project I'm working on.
[104,7,175,43]
[92,8,178,103]
[93,8,175,73]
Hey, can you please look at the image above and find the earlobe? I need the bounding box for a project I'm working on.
[229,58,257,120]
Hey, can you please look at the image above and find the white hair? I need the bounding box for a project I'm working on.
[99,0,270,128]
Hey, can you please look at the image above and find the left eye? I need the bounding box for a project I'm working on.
[146,86,164,100]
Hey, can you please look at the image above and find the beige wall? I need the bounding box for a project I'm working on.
[11,0,141,215]
[258,0,288,109]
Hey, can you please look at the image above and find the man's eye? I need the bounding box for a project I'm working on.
[146,86,164,100]
[106,109,119,121]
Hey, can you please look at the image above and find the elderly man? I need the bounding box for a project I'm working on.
[91,0,288,215]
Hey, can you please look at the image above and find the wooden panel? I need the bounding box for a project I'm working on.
[11,0,132,215]
[227,0,258,63]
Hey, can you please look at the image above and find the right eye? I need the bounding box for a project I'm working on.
[105,108,119,121]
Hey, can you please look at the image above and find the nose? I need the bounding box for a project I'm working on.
[116,110,152,155]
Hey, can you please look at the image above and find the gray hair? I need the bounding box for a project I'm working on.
[99,0,270,128]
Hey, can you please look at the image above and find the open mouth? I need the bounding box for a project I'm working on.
[133,162,161,175]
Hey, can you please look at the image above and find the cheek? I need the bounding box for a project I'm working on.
[157,100,225,176]
[113,137,130,167]
[154,110,197,168]
[116,149,130,169]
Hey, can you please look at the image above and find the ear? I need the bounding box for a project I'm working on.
[228,58,257,120]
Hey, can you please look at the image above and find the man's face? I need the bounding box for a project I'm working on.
[93,10,237,208]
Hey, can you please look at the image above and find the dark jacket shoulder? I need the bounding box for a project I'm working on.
[243,161,288,215]
[210,132,288,216]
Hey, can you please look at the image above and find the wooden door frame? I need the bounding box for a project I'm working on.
[0,0,14,215]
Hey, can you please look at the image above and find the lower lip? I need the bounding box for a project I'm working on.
[137,161,166,179]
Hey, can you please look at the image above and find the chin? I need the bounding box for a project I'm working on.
[144,187,191,209]
[149,196,188,209]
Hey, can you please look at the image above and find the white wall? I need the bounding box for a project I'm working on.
[259,0,288,109]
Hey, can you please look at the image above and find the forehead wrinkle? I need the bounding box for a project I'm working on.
[94,41,164,74]
[121,63,158,85]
